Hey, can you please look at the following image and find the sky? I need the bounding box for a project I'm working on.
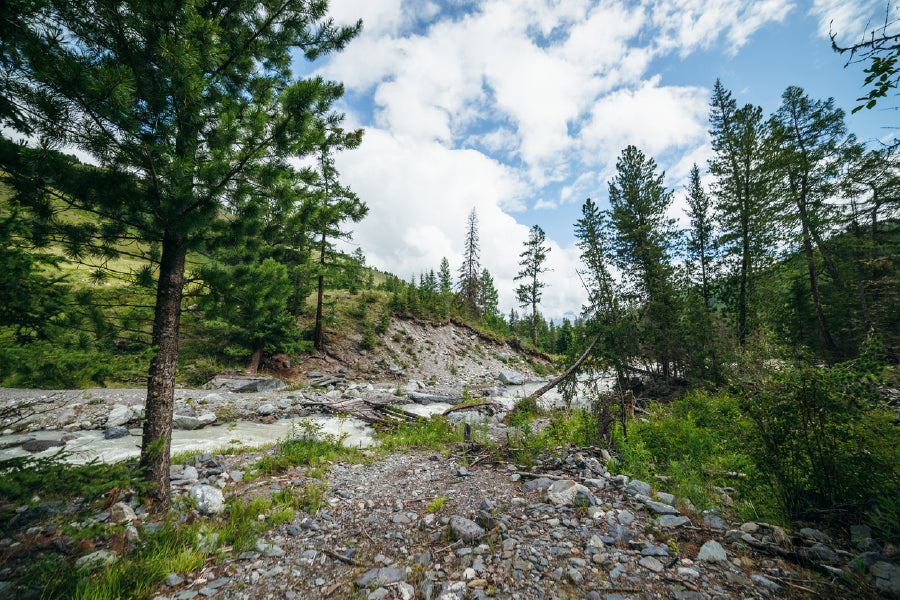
[304,0,896,322]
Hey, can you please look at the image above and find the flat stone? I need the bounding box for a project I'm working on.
[435,581,467,600]
[617,509,635,526]
[354,568,407,588]
[498,371,525,385]
[655,492,675,504]
[645,501,679,515]
[805,543,838,564]
[871,561,900,596]
[204,375,284,393]
[522,477,553,493]
[799,527,832,544]
[165,574,184,586]
[657,515,690,528]
[75,550,117,570]
[751,574,781,590]
[639,556,664,573]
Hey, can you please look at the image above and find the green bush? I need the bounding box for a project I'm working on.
[737,342,900,527]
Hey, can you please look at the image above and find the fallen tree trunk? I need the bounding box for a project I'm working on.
[523,331,602,403]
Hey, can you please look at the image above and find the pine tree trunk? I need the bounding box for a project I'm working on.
[245,342,263,374]
[531,300,538,347]
[140,233,186,512]
[803,225,835,351]
[314,273,324,350]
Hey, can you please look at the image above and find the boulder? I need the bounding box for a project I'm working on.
[256,403,277,416]
[105,404,132,427]
[173,415,205,430]
[103,427,129,440]
[871,561,900,597]
[498,370,525,385]
[522,477,554,493]
[197,412,217,425]
[697,540,727,562]
[21,439,65,453]
[204,375,284,393]
[189,484,225,515]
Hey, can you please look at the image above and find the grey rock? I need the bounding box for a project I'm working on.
[197,412,217,425]
[498,370,525,385]
[657,515,691,528]
[435,581,467,600]
[617,509,635,525]
[22,439,65,452]
[566,567,584,585]
[255,541,285,557]
[871,561,900,596]
[165,574,184,586]
[204,375,284,393]
[583,478,608,489]
[701,509,727,530]
[641,545,670,557]
[645,501,679,515]
[522,477,553,493]
[172,415,205,430]
[189,484,224,515]
[175,591,199,600]
[697,540,727,562]
[257,403,276,416]
[655,492,675,504]
[639,556,664,572]
[856,552,890,571]
[229,470,243,483]
[108,502,136,524]
[751,574,781,590]
[103,427,129,440]
[625,479,651,497]
[805,543,839,564]
[450,515,485,543]
[106,404,132,427]
[547,480,594,506]
[799,527,832,544]
[368,588,390,600]
[180,465,199,481]
[608,525,638,545]
[75,549,117,570]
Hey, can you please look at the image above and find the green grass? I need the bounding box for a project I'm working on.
[0,454,139,506]
[252,423,366,477]
[373,416,463,453]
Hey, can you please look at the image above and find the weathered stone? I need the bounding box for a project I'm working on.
[172,415,205,430]
[498,370,525,385]
[75,550,117,570]
[871,561,900,596]
[22,439,66,452]
[751,574,781,590]
[106,405,132,427]
[657,515,691,528]
[189,484,224,515]
[701,509,727,530]
[450,515,485,543]
[805,543,839,564]
[697,540,727,562]
[655,492,675,504]
[639,556,664,573]
[625,479,651,497]
[617,509,635,526]
[740,522,759,534]
[522,477,553,493]
[108,502,136,524]
[101,426,128,440]
[197,412,217,425]
[204,375,284,392]
[645,501,679,515]
[547,480,594,507]
[799,527,832,544]
[257,403,277,416]
[435,581,467,600]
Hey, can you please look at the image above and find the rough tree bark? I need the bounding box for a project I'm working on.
[139,233,186,511]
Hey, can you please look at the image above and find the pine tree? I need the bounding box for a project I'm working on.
[708,80,777,346]
[438,257,454,297]
[479,268,500,322]
[514,225,551,346]
[769,86,853,352]
[311,121,367,350]
[458,208,481,316]
[0,0,359,509]
[607,146,678,379]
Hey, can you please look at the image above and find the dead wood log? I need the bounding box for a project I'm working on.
[441,401,502,416]
[523,331,602,403]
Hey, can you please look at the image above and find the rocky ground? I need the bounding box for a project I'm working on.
[3,441,899,600]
